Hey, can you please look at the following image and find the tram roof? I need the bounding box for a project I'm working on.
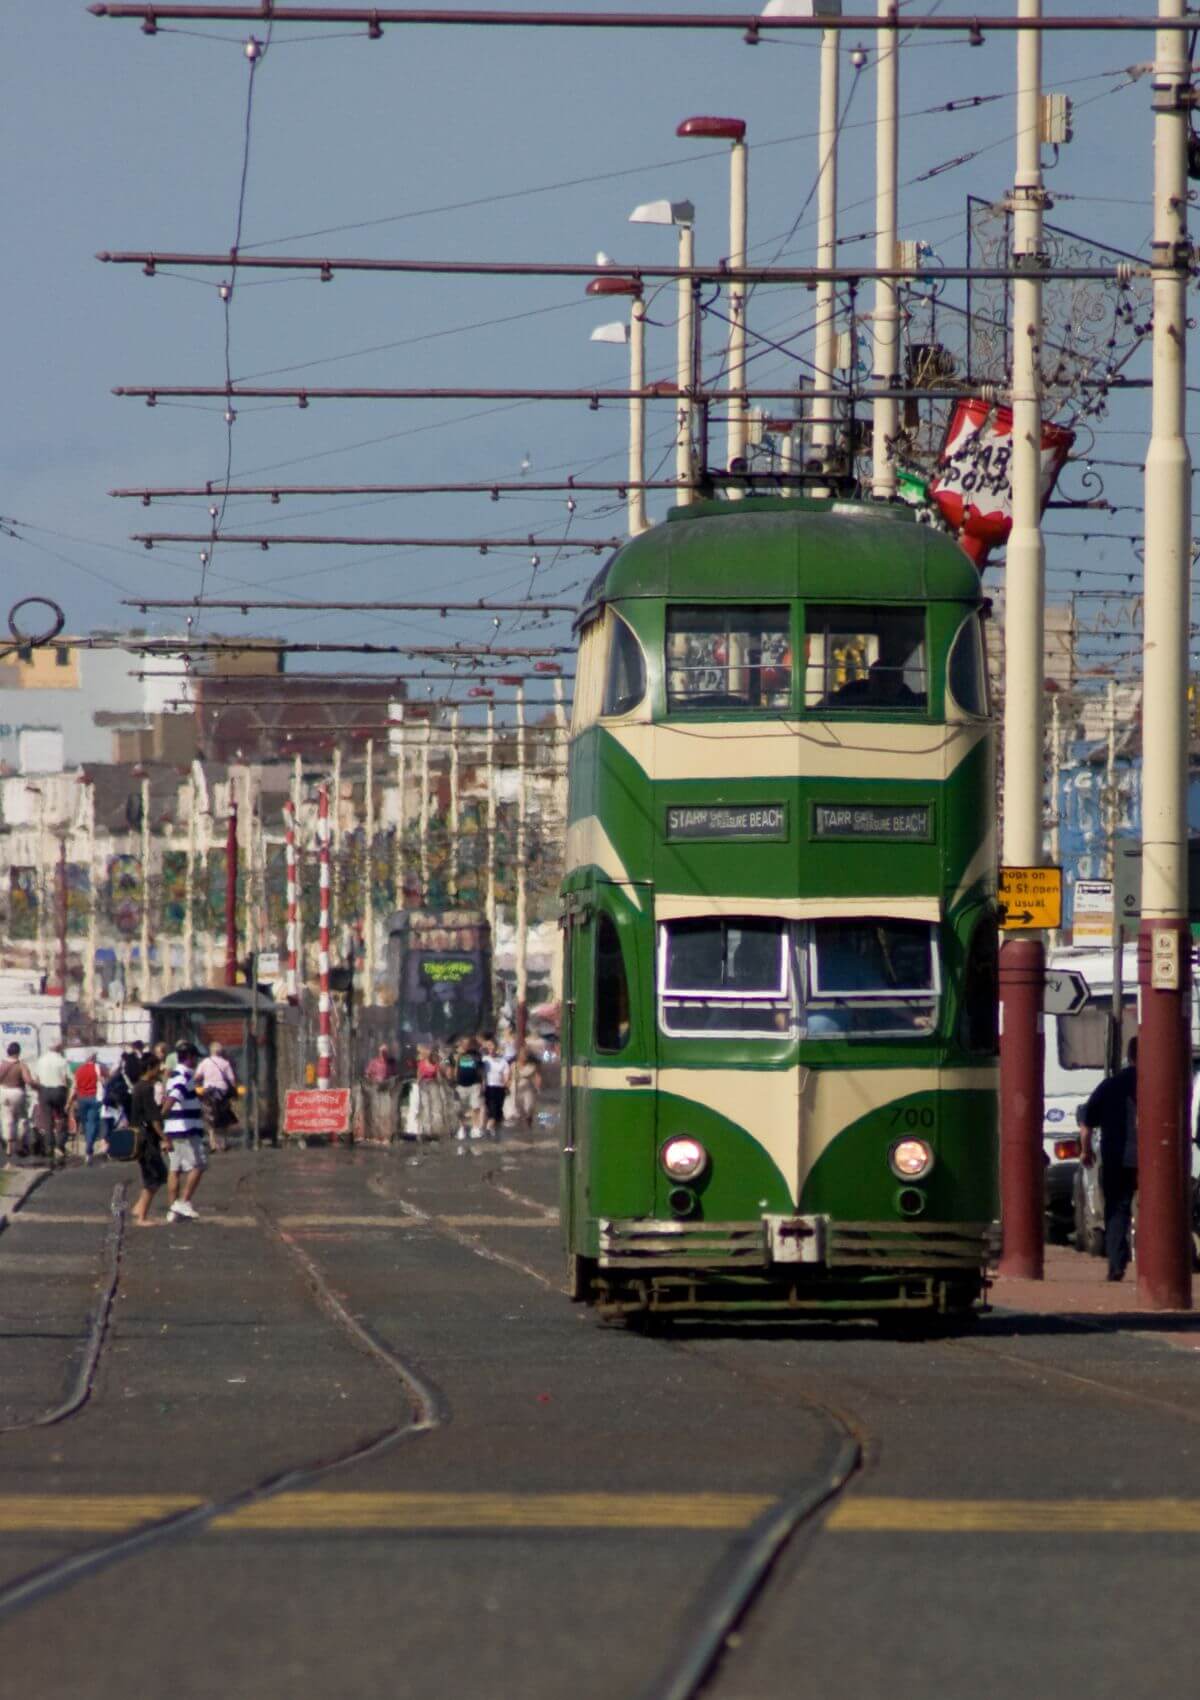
[580,498,981,616]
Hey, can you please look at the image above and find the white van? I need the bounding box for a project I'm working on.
[1044,942,1200,1252]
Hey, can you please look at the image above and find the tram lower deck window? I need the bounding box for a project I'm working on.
[805,606,927,711]
[659,918,792,1035]
[657,916,941,1040]
[666,606,791,713]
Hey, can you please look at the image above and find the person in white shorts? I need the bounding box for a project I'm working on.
[164,1043,208,1221]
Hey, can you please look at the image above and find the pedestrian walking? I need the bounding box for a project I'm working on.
[0,1043,35,1164]
[34,1040,72,1166]
[164,1043,207,1221]
[1082,1036,1139,1282]
[513,1045,543,1133]
[481,1037,510,1138]
[452,1035,484,1142]
[129,1056,169,1225]
[69,1051,107,1165]
[364,1045,398,1085]
[194,1041,238,1152]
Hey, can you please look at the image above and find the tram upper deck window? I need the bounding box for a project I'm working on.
[805,605,927,711]
[947,612,989,717]
[805,919,939,1038]
[665,606,791,713]
[659,918,792,1036]
[601,613,646,717]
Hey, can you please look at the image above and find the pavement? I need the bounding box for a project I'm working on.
[2,1133,1200,1700]
[992,1242,1200,1351]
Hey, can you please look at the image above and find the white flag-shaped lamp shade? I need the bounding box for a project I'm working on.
[590,322,630,345]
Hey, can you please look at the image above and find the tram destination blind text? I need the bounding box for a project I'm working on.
[665,803,788,842]
[812,804,933,841]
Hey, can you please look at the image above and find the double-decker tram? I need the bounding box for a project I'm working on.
[560,498,1000,1321]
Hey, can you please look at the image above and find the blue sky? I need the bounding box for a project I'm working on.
[4,2,1186,686]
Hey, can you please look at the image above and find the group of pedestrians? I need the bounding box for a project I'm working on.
[448,1034,542,1141]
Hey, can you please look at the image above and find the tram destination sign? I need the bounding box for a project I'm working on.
[811,803,933,842]
[665,803,788,842]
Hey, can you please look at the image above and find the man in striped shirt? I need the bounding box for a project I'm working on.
[165,1043,208,1222]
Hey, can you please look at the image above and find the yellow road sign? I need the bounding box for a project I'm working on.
[998,865,1062,930]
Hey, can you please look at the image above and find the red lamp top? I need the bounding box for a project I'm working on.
[676,115,747,142]
[586,275,643,298]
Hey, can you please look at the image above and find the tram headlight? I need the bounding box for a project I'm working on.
[660,1137,708,1182]
[888,1138,934,1181]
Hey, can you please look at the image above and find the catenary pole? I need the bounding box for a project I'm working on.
[486,703,498,984]
[728,131,749,480]
[419,721,432,905]
[364,737,376,1002]
[448,711,460,904]
[998,0,1046,1281]
[871,0,899,499]
[1138,0,1193,1310]
[317,783,332,1088]
[811,15,841,490]
[291,752,304,992]
[676,217,696,503]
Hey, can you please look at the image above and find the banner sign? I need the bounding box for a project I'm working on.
[930,399,1075,567]
[811,804,932,842]
[665,803,788,842]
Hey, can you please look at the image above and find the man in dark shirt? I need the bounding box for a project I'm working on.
[1082,1037,1138,1282]
[130,1057,169,1226]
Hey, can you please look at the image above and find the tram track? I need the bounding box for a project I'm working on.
[0,1180,127,1437]
[0,1165,444,1624]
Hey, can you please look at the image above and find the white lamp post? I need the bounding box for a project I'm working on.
[629,198,697,504]
[677,115,747,484]
[588,273,648,536]
[764,1,843,489]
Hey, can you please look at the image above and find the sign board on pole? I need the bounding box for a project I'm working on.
[284,1088,351,1139]
[1072,879,1114,943]
[998,865,1062,930]
[255,950,281,981]
[1043,968,1090,1017]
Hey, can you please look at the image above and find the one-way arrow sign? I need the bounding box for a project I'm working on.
[1043,968,1090,1018]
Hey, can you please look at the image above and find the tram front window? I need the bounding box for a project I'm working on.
[659,918,792,1035]
[666,606,791,712]
[805,605,927,711]
[805,919,939,1037]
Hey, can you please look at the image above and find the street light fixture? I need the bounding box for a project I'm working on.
[587,274,648,537]
[630,197,697,505]
[677,115,747,484]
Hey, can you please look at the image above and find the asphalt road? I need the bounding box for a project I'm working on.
[2,1122,1199,1700]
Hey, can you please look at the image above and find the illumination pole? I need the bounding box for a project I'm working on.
[1138,0,1193,1311]
[676,218,696,499]
[183,775,196,986]
[84,779,98,1017]
[317,783,332,1088]
[285,799,299,1003]
[812,13,841,488]
[486,702,498,956]
[998,0,1046,1282]
[364,736,376,1001]
[515,682,529,1047]
[588,273,647,534]
[291,752,304,990]
[419,718,431,904]
[331,743,343,932]
[224,799,238,988]
[677,115,747,480]
[871,3,899,499]
[448,710,460,904]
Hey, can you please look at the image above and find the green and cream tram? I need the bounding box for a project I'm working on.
[560,498,999,1319]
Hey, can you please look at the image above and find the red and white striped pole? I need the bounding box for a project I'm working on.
[284,800,298,1005]
[317,783,332,1090]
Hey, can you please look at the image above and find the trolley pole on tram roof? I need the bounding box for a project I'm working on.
[998,0,1046,1281]
[1137,0,1193,1311]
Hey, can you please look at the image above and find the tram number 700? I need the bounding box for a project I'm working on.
[890,1106,935,1130]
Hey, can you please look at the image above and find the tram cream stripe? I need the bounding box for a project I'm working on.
[606,721,989,784]
[653,895,941,924]
[563,814,642,906]
[827,1498,1200,1534]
